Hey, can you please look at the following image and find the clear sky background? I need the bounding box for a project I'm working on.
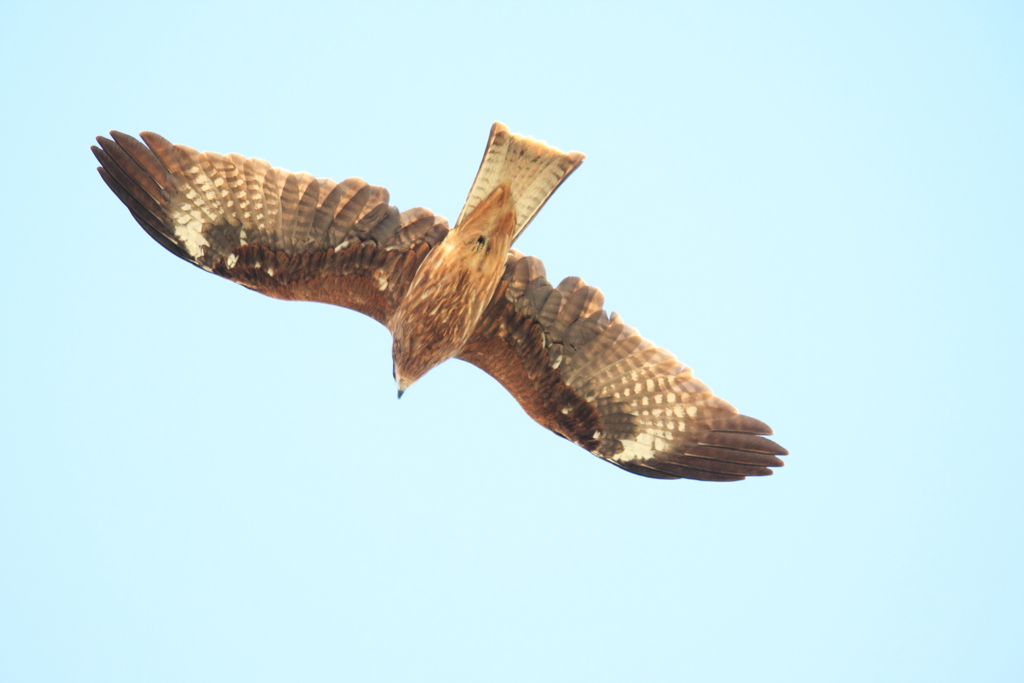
[2,2,1022,681]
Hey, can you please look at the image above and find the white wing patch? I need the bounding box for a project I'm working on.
[171,211,212,264]
[615,436,656,462]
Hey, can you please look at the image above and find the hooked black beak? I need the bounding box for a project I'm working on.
[395,373,411,399]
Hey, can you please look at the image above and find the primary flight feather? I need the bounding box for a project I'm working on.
[93,123,786,481]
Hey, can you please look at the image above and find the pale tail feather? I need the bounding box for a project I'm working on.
[456,122,584,242]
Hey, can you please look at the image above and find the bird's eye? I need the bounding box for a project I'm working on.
[475,236,486,247]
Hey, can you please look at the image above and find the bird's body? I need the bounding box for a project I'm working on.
[93,123,787,481]
[390,183,517,393]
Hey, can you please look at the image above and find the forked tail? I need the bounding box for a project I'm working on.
[455,123,584,243]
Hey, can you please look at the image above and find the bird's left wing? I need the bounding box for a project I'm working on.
[93,132,449,325]
[458,251,787,481]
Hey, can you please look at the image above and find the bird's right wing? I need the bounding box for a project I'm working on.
[458,251,787,481]
[93,131,450,325]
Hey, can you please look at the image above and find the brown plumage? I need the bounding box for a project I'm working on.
[93,122,787,481]
[390,183,517,395]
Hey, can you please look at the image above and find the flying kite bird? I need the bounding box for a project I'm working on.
[93,123,786,481]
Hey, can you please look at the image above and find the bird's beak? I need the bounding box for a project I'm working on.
[396,375,411,400]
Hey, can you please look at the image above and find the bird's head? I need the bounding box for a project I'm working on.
[392,333,450,399]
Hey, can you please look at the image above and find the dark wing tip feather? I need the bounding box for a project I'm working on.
[613,459,752,482]
[697,430,787,455]
[702,414,775,435]
[95,156,191,264]
[683,444,786,468]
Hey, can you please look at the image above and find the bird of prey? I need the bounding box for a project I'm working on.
[93,123,786,481]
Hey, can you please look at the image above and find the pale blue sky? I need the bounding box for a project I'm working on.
[2,2,1022,681]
